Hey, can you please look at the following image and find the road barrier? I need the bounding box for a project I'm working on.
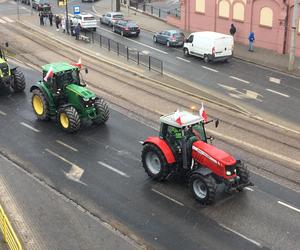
[0,205,22,250]
[82,31,164,75]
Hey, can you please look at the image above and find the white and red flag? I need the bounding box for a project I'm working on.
[199,103,208,122]
[43,66,54,82]
[72,58,82,69]
[174,109,182,126]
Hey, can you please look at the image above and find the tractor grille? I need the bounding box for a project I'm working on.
[81,98,95,108]
[225,164,236,176]
[0,63,9,76]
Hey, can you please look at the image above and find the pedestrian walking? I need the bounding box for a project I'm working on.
[39,11,44,26]
[61,17,66,33]
[55,15,60,31]
[229,23,236,37]
[248,31,255,52]
[70,19,74,36]
[43,12,48,26]
[75,23,81,40]
[49,12,53,27]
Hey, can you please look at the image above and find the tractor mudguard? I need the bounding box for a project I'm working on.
[30,84,55,109]
[192,167,212,177]
[143,136,176,164]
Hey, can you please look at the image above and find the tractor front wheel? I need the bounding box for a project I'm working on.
[236,161,250,191]
[11,68,26,92]
[189,174,217,204]
[57,106,81,133]
[31,89,50,120]
[93,98,109,125]
[142,143,170,181]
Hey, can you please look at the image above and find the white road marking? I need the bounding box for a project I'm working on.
[138,140,144,144]
[0,110,7,116]
[0,19,6,24]
[2,17,14,23]
[46,148,75,165]
[230,76,250,84]
[245,187,254,191]
[220,224,262,248]
[56,140,78,152]
[151,188,184,207]
[269,77,281,84]
[202,66,218,72]
[65,165,86,185]
[20,122,40,132]
[266,88,290,98]
[218,84,263,102]
[96,26,168,54]
[97,161,130,178]
[278,201,300,213]
[176,57,190,63]
[10,1,17,4]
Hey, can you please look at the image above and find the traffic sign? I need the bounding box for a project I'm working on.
[73,6,80,15]
[57,0,67,6]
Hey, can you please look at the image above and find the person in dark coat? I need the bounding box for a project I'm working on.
[55,15,60,31]
[248,31,255,52]
[49,12,53,27]
[39,11,44,26]
[229,24,236,36]
[75,23,81,40]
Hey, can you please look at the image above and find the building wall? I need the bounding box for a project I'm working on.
[167,0,300,56]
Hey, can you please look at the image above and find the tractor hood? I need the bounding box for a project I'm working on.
[66,84,96,99]
[192,140,236,166]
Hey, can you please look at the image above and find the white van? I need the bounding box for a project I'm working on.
[183,31,234,63]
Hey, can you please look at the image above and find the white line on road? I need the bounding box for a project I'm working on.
[269,77,281,84]
[45,148,74,165]
[266,88,290,98]
[0,110,7,116]
[278,201,300,213]
[20,122,40,133]
[151,188,184,207]
[2,17,14,23]
[56,140,78,152]
[220,224,262,248]
[245,187,254,191]
[9,1,17,4]
[176,57,190,63]
[97,161,130,178]
[138,141,144,144]
[202,66,218,72]
[96,26,168,55]
[230,76,250,84]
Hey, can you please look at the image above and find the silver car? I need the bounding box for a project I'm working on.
[100,12,124,27]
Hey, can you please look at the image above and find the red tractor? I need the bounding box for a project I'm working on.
[141,110,252,204]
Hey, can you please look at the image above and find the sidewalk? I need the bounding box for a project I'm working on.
[0,154,142,250]
[93,0,300,77]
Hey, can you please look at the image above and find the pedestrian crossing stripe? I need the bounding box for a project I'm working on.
[1,17,14,23]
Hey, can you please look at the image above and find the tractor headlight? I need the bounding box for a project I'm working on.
[226,171,232,176]
[83,98,89,102]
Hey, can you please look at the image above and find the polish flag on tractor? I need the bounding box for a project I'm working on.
[174,109,182,126]
[72,58,82,69]
[199,103,208,122]
[43,66,54,82]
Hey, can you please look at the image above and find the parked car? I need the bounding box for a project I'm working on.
[100,12,124,27]
[70,13,97,31]
[112,20,140,37]
[153,30,185,47]
[32,0,51,11]
[183,31,234,63]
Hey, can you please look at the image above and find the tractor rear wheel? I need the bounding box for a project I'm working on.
[57,106,81,133]
[236,161,250,191]
[11,68,26,92]
[142,143,170,181]
[93,98,109,125]
[189,174,217,204]
[31,89,50,120]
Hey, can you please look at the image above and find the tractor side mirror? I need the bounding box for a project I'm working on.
[85,68,88,74]
[215,119,219,128]
[5,42,8,47]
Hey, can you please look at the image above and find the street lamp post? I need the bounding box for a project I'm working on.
[66,0,70,34]
[288,0,299,71]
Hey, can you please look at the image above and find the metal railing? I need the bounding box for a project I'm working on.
[82,31,163,74]
[0,205,22,250]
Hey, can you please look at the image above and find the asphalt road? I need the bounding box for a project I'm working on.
[0,59,299,249]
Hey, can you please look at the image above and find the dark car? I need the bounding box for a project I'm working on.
[32,0,51,11]
[153,30,185,47]
[112,20,140,37]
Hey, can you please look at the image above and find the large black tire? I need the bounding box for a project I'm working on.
[142,143,170,181]
[183,48,189,57]
[203,55,209,63]
[236,161,250,191]
[12,69,26,92]
[57,106,81,133]
[31,88,50,120]
[189,174,217,204]
[92,98,109,125]
[153,36,157,43]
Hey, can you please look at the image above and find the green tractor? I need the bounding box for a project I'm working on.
[0,43,26,92]
[30,62,109,133]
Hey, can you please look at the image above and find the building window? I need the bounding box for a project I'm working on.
[260,7,273,27]
[196,0,205,13]
[233,2,245,21]
[219,0,230,18]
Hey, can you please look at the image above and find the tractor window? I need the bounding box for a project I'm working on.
[167,126,182,140]
[191,123,207,142]
[55,70,80,90]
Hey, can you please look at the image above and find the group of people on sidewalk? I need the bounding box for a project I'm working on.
[39,11,53,26]
[230,23,255,52]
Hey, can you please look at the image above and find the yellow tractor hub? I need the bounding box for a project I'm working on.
[60,113,69,129]
[33,95,44,115]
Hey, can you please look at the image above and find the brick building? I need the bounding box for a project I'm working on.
[167,0,300,56]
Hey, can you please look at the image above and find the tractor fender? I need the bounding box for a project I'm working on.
[143,136,176,164]
[30,84,55,109]
[192,167,212,177]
